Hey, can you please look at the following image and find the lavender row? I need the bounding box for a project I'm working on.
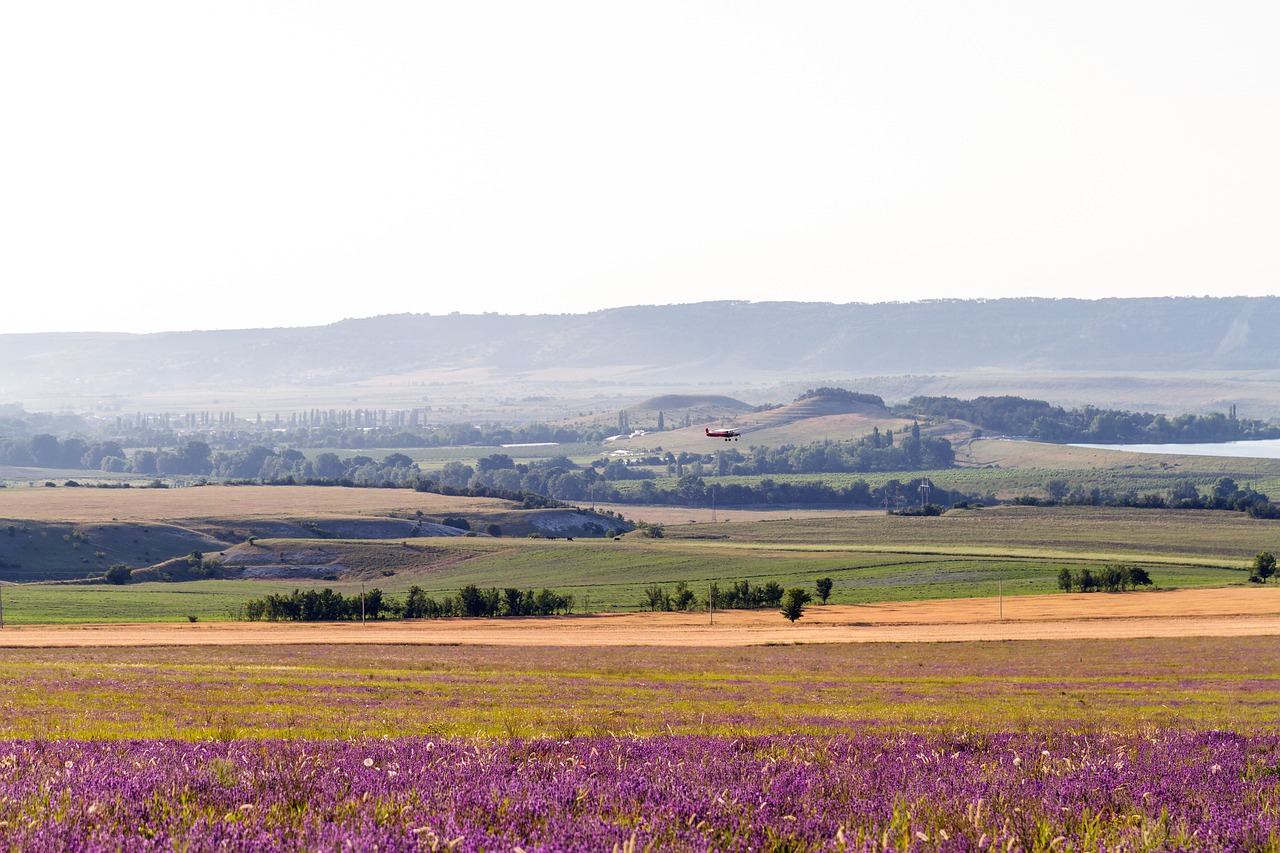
[4,731,1279,851]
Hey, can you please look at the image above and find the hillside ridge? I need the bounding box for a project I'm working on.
[2,297,1276,401]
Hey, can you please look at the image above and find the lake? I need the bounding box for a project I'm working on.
[1071,439,1280,460]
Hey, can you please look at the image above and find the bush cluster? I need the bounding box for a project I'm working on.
[1057,564,1154,593]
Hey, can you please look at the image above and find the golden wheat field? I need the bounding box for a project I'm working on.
[3,586,1278,648]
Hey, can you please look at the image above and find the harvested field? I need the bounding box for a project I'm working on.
[0,484,515,522]
[4,586,1278,648]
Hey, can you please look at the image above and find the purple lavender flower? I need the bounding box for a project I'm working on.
[2,731,1278,851]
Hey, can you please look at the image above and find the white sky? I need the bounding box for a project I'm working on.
[3,2,1278,334]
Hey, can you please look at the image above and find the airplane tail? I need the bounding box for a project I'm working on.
[705,428,711,436]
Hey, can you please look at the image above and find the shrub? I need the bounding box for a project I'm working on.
[103,564,132,585]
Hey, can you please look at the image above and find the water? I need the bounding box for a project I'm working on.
[1070,438,1280,460]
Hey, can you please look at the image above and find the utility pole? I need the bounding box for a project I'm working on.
[0,585,5,629]
[361,583,366,625]
[708,583,714,625]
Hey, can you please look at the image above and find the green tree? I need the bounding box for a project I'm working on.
[103,564,132,585]
[1097,564,1119,592]
[1056,567,1074,592]
[502,587,532,616]
[1250,551,1277,584]
[780,587,811,623]
[1074,567,1097,592]
[436,461,474,488]
[815,577,834,604]
[403,586,432,618]
[458,584,493,617]
[1127,566,1154,588]
[1045,478,1069,502]
[759,581,785,607]
[313,452,345,479]
[642,584,671,612]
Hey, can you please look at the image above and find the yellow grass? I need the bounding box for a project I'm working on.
[0,485,516,523]
[4,586,1280,648]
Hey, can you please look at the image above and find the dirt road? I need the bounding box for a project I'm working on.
[3,586,1279,648]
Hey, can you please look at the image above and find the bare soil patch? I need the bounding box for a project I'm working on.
[4,587,1279,649]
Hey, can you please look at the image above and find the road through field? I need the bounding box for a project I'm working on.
[3,587,1279,648]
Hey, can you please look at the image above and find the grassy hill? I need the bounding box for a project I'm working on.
[0,486,632,584]
[604,393,922,454]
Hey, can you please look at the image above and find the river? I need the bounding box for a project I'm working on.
[1070,438,1280,460]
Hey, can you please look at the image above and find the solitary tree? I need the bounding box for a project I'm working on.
[1251,551,1277,584]
[815,577,834,604]
[780,587,812,623]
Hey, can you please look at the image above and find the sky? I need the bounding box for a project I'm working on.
[3,2,1278,334]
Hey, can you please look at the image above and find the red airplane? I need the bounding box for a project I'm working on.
[705,427,740,441]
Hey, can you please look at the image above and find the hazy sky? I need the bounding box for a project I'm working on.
[4,2,1278,334]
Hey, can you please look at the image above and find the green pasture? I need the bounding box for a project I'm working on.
[1,509,1255,623]
[0,580,313,625]
[613,464,1280,502]
[682,505,1280,560]
[4,636,1280,739]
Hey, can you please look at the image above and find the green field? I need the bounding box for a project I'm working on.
[610,462,1280,504]
[1,505,1268,624]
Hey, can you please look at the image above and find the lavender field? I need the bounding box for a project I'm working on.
[5,637,1280,850]
[4,732,1279,851]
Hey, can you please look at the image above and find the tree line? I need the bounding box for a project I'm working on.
[241,583,575,622]
[232,578,837,623]
[610,475,974,510]
[1019,476,1279,519]
[905,395,1280,444]
[640,579,789,611]
[641,577,833,623]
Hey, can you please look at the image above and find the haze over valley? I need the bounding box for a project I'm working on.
[4,297,1280,422]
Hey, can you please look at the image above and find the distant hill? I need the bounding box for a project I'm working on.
[604,391,921,454]
[1,297,1277,401]
[627,394,752,412]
